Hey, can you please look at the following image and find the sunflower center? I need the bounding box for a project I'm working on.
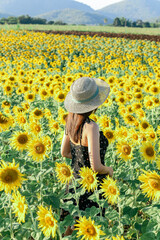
[86,224,96,236]
[150,133,155,139]
[87,175,94,184]
[127,115,134,122]
[34,143,45,154]
[108,185,117,195]
[146,147,154,157]
[35,125,41,132]
[58,93,65,99]
[147,101,153,106]
[133,134,138,140]
[0,115,8,124]
[142,122,149,129]
[119,97,125,103]
[136,94,142,99]
[152,87,158,93]
[34,110,42,116]
[4,101,10,106]
[28,94,33,99]
[18,202,24,213]
[148,178,160,190]
[61,167,71,177]
[154,98,159,103]
[105,131,113,139]
[122,145,131,155]
[17,134,28,144]
[2,169,18,183]
[42,90,47,96]
[20,117,26,123]
[53,123,59,129]
[6,86,11,91]
[45,215,54,227]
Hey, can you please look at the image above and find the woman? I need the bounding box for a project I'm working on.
[61,77,113,236]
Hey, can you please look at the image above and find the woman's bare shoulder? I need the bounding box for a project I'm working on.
[85,120,99,133]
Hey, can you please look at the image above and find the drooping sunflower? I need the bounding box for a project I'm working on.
[0,112,14,132]
[55,162,73,184]
[116,140,133,161]
[74,216,105,240]
[11,191,28,223]
[0,159,26,193]
[28,137,49,161]
[100,176,120,205]
[37,205,58,238]
[103,127,115,144]
[138,170,160,201]
[139,142,156,163]
[10,131,31,152]
[79,167,98,192]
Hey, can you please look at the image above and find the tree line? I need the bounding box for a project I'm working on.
[0,15,159,28]
[0,15,67,25]
[113,17,160,28]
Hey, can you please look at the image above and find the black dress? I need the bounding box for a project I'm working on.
[63,117,109,214]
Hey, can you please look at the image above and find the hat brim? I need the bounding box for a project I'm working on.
[64,78,110,114]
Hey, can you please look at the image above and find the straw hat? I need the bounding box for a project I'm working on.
[64,77,110,114]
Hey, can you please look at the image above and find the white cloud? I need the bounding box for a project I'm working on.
[75,0,123,10]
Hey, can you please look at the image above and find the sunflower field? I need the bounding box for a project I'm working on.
[0,29,160,240]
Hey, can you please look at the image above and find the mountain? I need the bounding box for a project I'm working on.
[0,12,11,18]
[0,0,94,16]
[97,0,160,21]
[36,8,112,25]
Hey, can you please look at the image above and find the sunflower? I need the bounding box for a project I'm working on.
[128,128,140,146]
[116,140,133,161]
[29,122,42,136]
[0,112,14,132]
[123,113,136,126]
[74,216,105,240]
[54,90,66,103]
[30,108,43,120]
[143,96,155,110]
[115,126,128,141]
[3,83,13,95]
[37,205,58,238]
[0,159,26,193]
[48,119,59,134]
[15,113,28,128]
[103,128,115,144]
[138,170,160,201]
[1,100,11,109]
[98,115,111,129]
[24,92,35,102]
[100,176,120,205]
[28,137,49,161]
[58,107,68,125]
[55,162,73,184]
[39,87,49,100]
[140,142,156,163]
[10,131,31,151]
[139,120,152,133]
[79,167,98,192]
[149,85,160,95]
[11,191,28,223]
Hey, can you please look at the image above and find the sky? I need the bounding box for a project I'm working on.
[75,0,123,10]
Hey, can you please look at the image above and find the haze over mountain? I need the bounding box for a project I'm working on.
[97,0,160,21]
[36,8,112,25]
[0,0,93,16]
[0,0,160,24]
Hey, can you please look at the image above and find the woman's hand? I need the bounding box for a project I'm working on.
[106,167,113,177]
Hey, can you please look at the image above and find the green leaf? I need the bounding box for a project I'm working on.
[139,232,156,240]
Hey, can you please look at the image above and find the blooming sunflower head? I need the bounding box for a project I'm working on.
[10,131,31,151]
[100,176,120,205]
[0,159,26,193]
[138,170,160,201]
[140,142,156,163]
[11,191,28,223]
[37,205,57,238]
[79,167,98,192]
[74,216,105,240]
[28,137,49,162]
[55,162,73,184]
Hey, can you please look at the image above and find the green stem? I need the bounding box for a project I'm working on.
[118,198,121,229]
[72,179,81,217]
[8,194,14,239]
[95,188,103,219]
[40,160,43,204]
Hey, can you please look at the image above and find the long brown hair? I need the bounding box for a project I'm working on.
[65,110,94,143]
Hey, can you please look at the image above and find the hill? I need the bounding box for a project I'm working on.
[0,0,93,16]
[97,0,160,21]
[36,8,112,25]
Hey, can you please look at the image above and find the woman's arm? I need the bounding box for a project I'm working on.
[61,131,72,159]
[87,122,113,177]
